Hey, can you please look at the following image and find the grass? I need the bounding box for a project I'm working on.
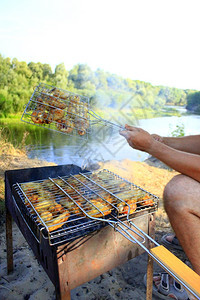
[0,113,22,122]
[0,127,29,154]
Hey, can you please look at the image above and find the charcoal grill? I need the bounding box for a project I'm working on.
[5,164,200,299]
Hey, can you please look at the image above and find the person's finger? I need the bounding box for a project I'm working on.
[151,134,163,142]
[125,124,136,131]
[119,130,129,138]
[125,124,141,132]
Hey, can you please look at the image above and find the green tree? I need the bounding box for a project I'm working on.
[0,93,12,116]
[95,69,108,89]
[28,62,43,81]
[69,64,95,90]
[53,63,68,89]
[186,91,200,113]
[0,53,198,117]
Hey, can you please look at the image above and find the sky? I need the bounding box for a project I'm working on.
[0,0,200,90]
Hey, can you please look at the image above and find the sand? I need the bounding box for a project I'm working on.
[0,222,170,300]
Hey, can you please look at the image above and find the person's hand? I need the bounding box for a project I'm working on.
[119,124,156,152]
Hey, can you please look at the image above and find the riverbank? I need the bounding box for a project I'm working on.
[0,137,56,213]
[0,106,184,151]
[0,106,183,123]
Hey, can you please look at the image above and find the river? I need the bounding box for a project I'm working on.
[1,108,200,167]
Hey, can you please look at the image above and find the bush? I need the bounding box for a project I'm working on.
[170,123,185,137]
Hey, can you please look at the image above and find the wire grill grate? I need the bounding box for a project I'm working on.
[12,169,159,246]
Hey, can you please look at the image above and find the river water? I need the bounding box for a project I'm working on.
[1,108,200,167]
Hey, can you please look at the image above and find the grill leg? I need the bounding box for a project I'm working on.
[146,213,155,300]
[6,207,13,274]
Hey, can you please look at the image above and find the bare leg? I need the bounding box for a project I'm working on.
[163,174,200,275]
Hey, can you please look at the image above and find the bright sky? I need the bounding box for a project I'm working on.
[0,0,200,90]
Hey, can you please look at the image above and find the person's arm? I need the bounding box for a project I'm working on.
[120,125,200,182]
[149,140,200,182]
[151,134,200,155]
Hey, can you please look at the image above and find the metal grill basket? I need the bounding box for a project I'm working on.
[21,83,124,139]
[12,169,158,246]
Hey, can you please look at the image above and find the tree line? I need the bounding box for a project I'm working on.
[0,54,199,117]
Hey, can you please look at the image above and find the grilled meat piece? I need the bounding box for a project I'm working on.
[132,190,154,206]
[60,197,82,215]
[48,211,70,232]
[116,191,138,214]
[86,199,112,218]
